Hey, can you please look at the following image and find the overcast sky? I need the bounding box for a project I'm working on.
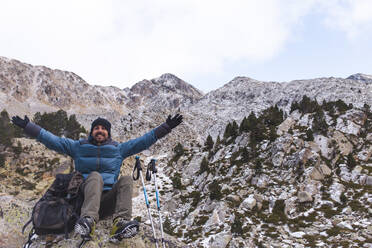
[1,0,372,93]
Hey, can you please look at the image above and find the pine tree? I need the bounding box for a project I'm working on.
[34,110,68,136]
[223,122,233,139]
[335,99,350,113]
[246,112,257,132]
[298,95,320,114]
[231,121,239,137]
[0,110,14,147]
[215,135,221,148]
[312,109,328,136]
[261,105,283,127]
[205,135,214,150]
[290,101,299,113]
[241,147,250,163]
[65,114,86,139]
[199,156,209,174]
[34,110,86,138]
[239,117,248,133]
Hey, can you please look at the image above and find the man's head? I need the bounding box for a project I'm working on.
[90,117,111,144]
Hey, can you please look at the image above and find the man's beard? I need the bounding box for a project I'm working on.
[94,132,107,143]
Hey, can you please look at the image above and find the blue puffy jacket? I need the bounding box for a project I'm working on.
[25,122,170,190]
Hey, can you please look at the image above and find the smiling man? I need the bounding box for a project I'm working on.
[11,114,183,243]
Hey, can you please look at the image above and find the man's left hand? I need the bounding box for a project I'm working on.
[166,114,183,129]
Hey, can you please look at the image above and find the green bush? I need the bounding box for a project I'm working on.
[171,172,184,190]
[347,153,356,170]
[190,191,201,208]
[231,214,243,235]
[208,180,222,200]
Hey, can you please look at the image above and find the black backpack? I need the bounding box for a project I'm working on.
[22,171,85,247]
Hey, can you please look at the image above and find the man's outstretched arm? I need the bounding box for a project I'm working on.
[12,115,76,157]
[120,114,183,158]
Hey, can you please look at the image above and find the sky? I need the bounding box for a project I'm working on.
[1,0,372,93]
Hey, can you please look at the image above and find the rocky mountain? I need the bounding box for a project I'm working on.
[0,56,372,247]
[187,75,372,141]
[0,56,202,140]
[166,101,372,247]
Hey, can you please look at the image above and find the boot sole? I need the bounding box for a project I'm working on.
[109,222,139,242]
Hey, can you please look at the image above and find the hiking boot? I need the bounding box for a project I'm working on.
[74,216,95,238]
[109,218,139,242]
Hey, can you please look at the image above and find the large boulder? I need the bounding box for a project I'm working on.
[329,182,345,203]
[277,116,295,135]
[206,232,232,248]
[314,135,333,160]
[335,117,362,136]
[332,131,353,156]
[358,146,372,162]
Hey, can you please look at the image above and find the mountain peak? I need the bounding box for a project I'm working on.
[347,73,372,83]
[152,73,204,95]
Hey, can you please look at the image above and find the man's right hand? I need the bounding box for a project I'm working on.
[11,115,30,129]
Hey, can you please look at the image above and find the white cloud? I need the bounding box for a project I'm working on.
[0,0,371,90]
[320,0,372,39]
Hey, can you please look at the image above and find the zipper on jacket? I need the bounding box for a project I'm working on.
[96,146,100,171]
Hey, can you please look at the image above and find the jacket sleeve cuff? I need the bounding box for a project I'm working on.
[154,122,171,139]
[24,122,42,138]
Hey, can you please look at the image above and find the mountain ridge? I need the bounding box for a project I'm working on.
[0,56,372,248]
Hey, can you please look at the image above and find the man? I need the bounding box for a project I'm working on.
[11,114,183,242]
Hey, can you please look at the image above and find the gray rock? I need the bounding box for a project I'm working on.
[272,152,285,167]
[227,194,241,204]
[241,195,257,210]
[310,167,324,181]
[319,163,332,176]
[297,191,313,203]
[208,232,232,248]
[366,176,372,186]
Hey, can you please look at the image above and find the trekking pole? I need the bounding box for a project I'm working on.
[146,159,166,248]
[133,156,159,248]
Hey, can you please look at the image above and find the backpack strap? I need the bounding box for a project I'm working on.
[62,203,69,239]
[22,218,32,234]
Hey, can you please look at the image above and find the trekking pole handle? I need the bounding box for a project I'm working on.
[146,158,157,181]
[132,156,142,181]
[151,159,158,173]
